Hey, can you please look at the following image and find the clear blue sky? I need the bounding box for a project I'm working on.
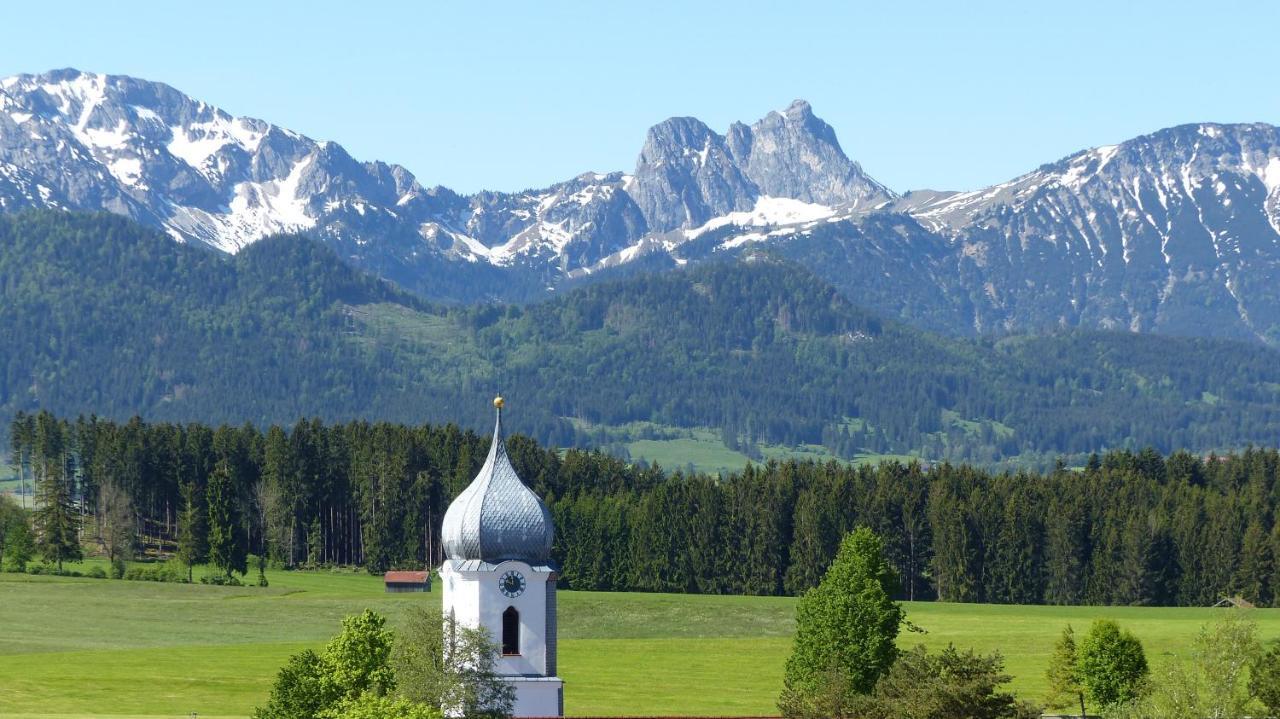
[2,1,1275,194]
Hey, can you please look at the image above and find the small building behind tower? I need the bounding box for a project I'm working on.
[383,570,431,593]
[439,396,563,718]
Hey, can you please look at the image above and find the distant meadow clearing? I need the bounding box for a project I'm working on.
[3,564,1279,718]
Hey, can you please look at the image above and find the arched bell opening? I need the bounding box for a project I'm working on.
[502,606,520,656]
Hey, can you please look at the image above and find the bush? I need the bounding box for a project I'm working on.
[1249,642,1280,717]
[201,573,243,586]
[319,694,441,719]
[27,564,86,577]
[110,557,126,579]
[87,566,107,579]
[853,645,1041,719]
[122,561,189,583]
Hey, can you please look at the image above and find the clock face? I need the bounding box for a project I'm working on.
[499,570,527,598]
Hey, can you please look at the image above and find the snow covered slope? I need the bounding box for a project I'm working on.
[894,123,1280,340]
[6,68,1280,342]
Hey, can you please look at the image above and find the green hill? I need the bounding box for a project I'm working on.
[5,210,1280,464]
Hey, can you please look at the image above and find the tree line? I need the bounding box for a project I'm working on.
[9,411,1280,607]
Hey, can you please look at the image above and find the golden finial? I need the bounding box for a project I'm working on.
[493,396,505,409]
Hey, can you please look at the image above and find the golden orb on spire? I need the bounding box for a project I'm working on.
[493,395,505,409]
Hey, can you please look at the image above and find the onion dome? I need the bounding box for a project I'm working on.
[441,397,554,563]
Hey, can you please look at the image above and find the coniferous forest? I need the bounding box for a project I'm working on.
[6,211,1280,468]
[11,411,1280,607]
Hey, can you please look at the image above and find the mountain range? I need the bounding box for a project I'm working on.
[4,69,1279,344]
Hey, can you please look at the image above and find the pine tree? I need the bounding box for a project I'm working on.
[1043,492,1087,605]
[207,461,248,579]
[927,477,976,602]
[1234,519,1273,605]
[176,480,209,581]
[1270,520,1280,608]
[784,487,838,595]
[33,450,81,572]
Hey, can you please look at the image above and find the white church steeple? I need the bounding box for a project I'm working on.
[440,397,563,718]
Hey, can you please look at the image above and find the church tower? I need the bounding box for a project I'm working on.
[440,397,563,717]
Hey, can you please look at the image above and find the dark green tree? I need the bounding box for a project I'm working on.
[33,448,81,572]
[1234,520,1273,605]
[864,645,1040,719]
[176,480,209,581]
[207,461,248,579]
[1043,492,1088,605]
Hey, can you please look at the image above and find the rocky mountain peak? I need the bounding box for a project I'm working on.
[732,99,893,208]
[626,101,893,233]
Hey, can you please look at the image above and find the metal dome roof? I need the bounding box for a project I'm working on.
[440,400,554,563]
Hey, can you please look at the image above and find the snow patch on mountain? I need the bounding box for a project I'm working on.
[684,196,836,240]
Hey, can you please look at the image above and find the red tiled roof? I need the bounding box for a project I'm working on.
[383,571,429,583]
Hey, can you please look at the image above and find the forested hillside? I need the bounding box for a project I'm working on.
[11,412,1280,607]
[6,211,1280,463]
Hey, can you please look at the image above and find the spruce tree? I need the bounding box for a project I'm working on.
[33,454,81,571]
[207,462,247,579]
[780,527,904,717]
[1234,520,1273,605]
[176,480,209,581]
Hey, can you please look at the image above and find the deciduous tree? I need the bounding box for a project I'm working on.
[1250,641,1280,717]
[1078,619,1149,708]
[392,606,514,719]
[780,527,904,717]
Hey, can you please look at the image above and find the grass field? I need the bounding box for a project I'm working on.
[2,565,1278,718]
[567,420,916,475]
[0,463,23,501]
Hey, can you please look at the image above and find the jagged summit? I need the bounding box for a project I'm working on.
[0,73,888,286]
[5,69,1280,342]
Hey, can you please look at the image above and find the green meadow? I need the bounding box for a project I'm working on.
[2,565,1278,718]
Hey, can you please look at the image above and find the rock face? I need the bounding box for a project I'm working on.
[728,99,892,209]
[626,101,894,233]
[5,68,1280,343]
[629,116,757,232]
